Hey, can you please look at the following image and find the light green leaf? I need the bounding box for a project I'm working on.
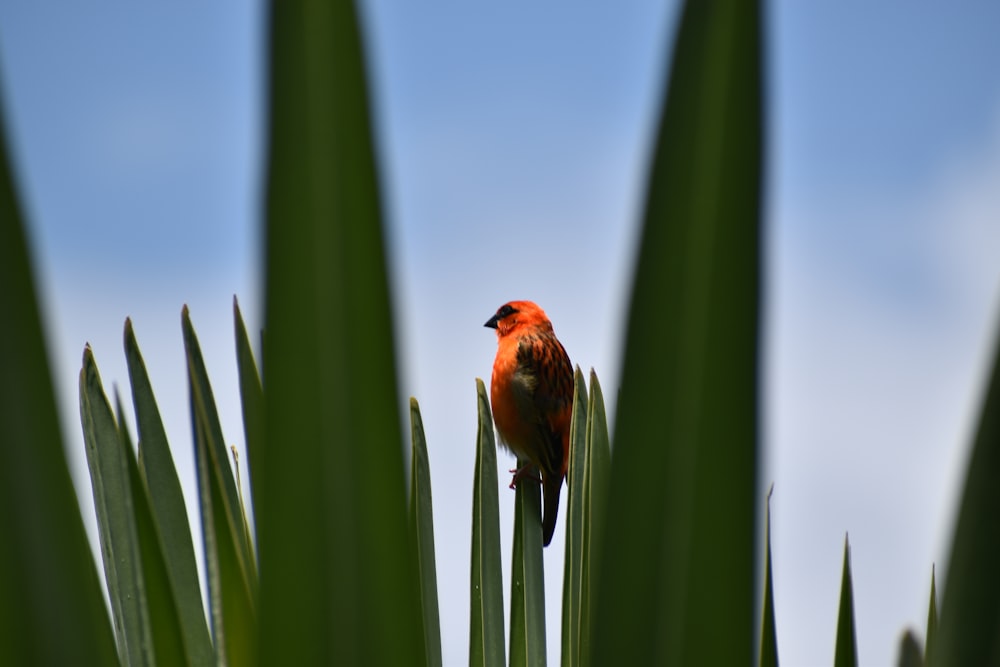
[409,398,443,667]
[233,296,263,519]
[471,379,506,667]
[509,456,546,667]
[113,389,189,667]
[580,368,610,667]
[561,367,589,667]
[183,308,256,666]
[125,318,213,666]
[81,347,152,666]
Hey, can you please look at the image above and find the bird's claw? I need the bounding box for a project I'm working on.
[508,464,541,489]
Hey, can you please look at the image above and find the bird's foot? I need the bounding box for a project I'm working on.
[508,464,541,489]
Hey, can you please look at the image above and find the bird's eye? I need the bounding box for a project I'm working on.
[498,304,517,318]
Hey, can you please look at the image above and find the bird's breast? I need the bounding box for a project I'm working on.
[490,341,537,457]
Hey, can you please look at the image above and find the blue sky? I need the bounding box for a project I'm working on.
[3,2,1000,664]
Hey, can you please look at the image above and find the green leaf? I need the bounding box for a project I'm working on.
[561,368,589,667]
[409,398,443,667]
[80,347,154,666]
[897,630,923,667]
[471,379,506,667]
[125,319,214,666]
[590,0,762,663]
[580,368,610,667]
[0,73,118,667]
[113,389,189,667]
[183,308,256,666]
[925,565,937,665]
[759,486,778,667]
[82,348,191,666]
[233,296,264,515]
[258,0,425,663]
[834,535,858,667]
[936,332,1000,666]
[509,457,546,667]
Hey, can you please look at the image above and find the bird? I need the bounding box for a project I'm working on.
[485,300,574,547]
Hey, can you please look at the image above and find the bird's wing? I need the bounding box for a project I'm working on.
[516,332,573,477]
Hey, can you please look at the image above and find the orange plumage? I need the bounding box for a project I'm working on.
[485,300,573,547]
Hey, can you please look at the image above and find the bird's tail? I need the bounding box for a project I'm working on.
[542,471,564,547]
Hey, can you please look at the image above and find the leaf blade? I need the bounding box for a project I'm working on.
[0,74,118,667]
[125,319,213,666]
[561,367,589,667]
[591,0,763,663]
[80,347,153,666]
[834,535,858,667]
[936,329,1000,666]
[409,398,443,667]
[183,308,256,666]
[470,379,506,667]
[258,1,425,662]
[509,457,546,667]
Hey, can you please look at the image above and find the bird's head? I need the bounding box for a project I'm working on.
[484,300,553,338]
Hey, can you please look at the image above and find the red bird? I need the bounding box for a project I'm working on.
[485,300,574,547]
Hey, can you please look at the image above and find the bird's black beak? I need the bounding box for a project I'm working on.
[484,314,500,329]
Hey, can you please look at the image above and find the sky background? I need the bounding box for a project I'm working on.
[3,2,1000,665]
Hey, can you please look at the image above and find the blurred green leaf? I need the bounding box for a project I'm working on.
[258,1,425,662]
[233,296,263,515]
[936,332,1000,666]
[925,565,937,665]
[471,379,506,667]
[591,0,762,663]
[509,457,546,667]
[0,73,118,667]
[125,319,213,666]
[897,630,923,667]
[834,535,858,667]
[409,398,443,667]
[759,486,778,667]
[183,308,256,666]
[561,368,589,667]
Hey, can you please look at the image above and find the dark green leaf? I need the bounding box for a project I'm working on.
[834,535,858,667]
[759,486,778,667]
[591,0,762,663]
[897,630,923,667]
[409,398,442,667]
[471,379,506,667]
[936,332,1000,666]
[258,1,425,662]
[125,319,213,666]
[0,73,118,667]
[925,565,937,665]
